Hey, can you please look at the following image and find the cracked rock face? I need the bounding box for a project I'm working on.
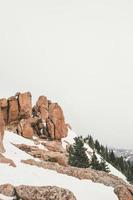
[0,92,68,152]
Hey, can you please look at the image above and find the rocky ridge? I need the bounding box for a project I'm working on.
[21,159,133,200]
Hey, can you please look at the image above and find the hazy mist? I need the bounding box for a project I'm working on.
[0,0,133,148]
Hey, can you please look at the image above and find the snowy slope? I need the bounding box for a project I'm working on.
[62,128,127,181]
[0,131,118,200]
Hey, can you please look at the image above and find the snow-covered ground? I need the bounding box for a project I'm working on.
[0,131,119,200]
[0,194,13,200]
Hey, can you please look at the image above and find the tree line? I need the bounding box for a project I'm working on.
[68,135,133,183]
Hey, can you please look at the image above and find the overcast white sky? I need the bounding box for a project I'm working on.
[0,0,133,148]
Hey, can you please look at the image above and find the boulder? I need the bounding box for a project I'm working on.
[36,96,49,122]
[15,185,76,200]
[114,185,133,200]
[0,111,5,153]
[18,92,32,119]
[48,103,68,139]
[8,97,19,123]
[44,141,65,153]
[46,118,55,139]
[0,184,15,197]
[19,119,33,139]
[16,143,68,166]
[0,98,8,124]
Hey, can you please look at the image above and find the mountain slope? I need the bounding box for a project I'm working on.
[62,129,127,182]
[0,130,118,200]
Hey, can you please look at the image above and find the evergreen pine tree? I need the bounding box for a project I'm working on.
[68,136,90,168]
[95,140,101,153]
[105,146,109,162]
[88,136,95,149]
[91,151,101,170]
[109,150,116,164]
[100,158,110,173]
[100,145,106,158]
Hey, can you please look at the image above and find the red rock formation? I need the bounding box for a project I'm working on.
[36,96,49,122]
[35,97,68,140]
[0,92,68,152]
[48,103,68,140]
[8,96,19,123]
[19,119,33,139]
[0,111,5,153]
[18,92,32,119]
[0,98,8,124]
[46,118,55,139]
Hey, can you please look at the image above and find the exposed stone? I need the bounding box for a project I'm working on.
[22,158,133,200]
[114,185,133,200]
[0,184,15,197]
[0,111,5,153]
[8,97,19,123]
[0,92,68,152]
[0,154,16,167]
[48,103,68,140]
[18,92,32,119]
[22,159,127,188]
[46,118,55,139]
[15,185,76,200]
[36,96,49,121]
[15,143,68,166]
[19,119,34,139]
[0,98,8,124]
[44,141,65,153]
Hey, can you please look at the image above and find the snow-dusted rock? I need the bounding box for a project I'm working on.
[15,185,76,200]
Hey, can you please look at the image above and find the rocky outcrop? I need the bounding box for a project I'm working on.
[21,159,126,188]
[36,96,49,121]
[22,159,133,200]
[0,92,68,151]
[18,92,32,119]
[15,143,68,166]
[35,97,68,140]
[0,99,8,125]
[0,92,32,125]
[114,185,133,200]
[18,119,34,139]
[8,96,19,123]
[15,185,76,200]
[44,141,65,153]
[48,103,68,139]
[0,185,76,200]
[0,184,15,197]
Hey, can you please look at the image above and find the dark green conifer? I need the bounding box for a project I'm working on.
[68,136,90,168]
